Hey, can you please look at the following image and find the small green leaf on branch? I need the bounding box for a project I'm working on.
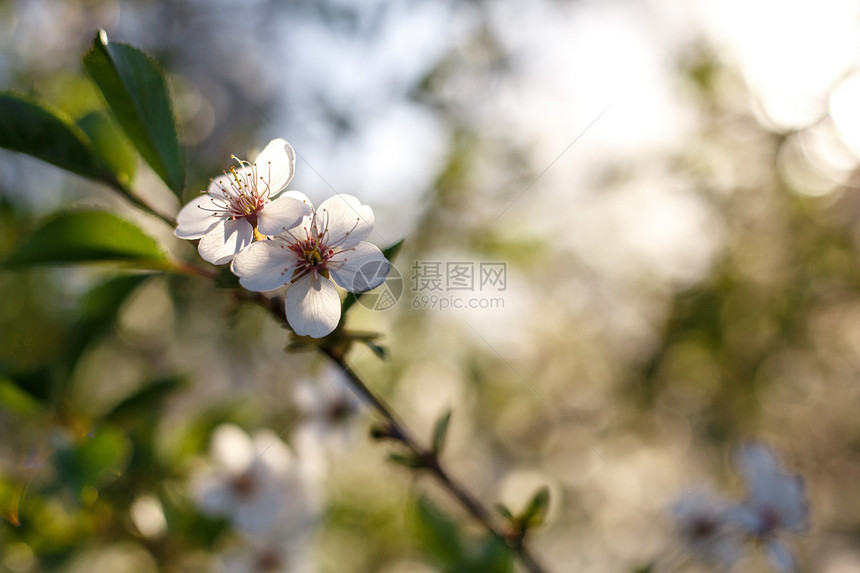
[431,409,452,456]
[498,486,551,546]
[388,452,428,470]
[495,503,514,521]
[370,422,401,442]
[521,485,550,528]
[364,340,388,360]
[381,238,405,262]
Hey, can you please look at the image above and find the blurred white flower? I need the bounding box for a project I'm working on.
[175,138,312,264]
[231,193,389,337]
[671,489,743,570]
[728,443,809,573]
[293,371,361,481]
[295,372,359,447]
[192,424,316,535]
[219,528,314,573]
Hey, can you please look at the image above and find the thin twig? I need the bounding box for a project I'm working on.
[319,345,549,573]
[240,293,549,571]
[167,260,219,279]
[125,190,177,227]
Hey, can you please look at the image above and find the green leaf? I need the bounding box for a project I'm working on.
[163,403,250,462]
[369,422,397,441]
[0,376,44,416]
[159,486,229,549]
[381,238,406,263]
[0,369,54,406]
[104,377,184,426]
[4,210,168,268]
[53,427,132,499]
[431,409,452,456]
[413,495,514,573]
[83,30,185,196]
[388,452,427,469]
[66,274,153,368]
[342,238,405,315]
[363,340,388,360]
[0,92,124,191]
[412,495,465,565]
[495,503,514,521]
[77,111,137,185]
[521,485,550,528]
[470,535,515,573]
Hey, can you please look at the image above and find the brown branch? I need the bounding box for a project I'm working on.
[239,292,548,571]
[319,344,549,573]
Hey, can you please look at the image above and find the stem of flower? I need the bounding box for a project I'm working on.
[168,260,219,279]
[319,344,549,573]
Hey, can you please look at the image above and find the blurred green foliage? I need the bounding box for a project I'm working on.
[0,1,859,573]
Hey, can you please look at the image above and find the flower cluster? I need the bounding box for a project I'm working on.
[190,424,320,573]
[671,443,809,573]
[175,138,389,337]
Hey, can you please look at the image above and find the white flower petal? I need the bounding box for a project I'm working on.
[771,474,808,533]
[724,504,760,533]
[231,240,299,292]
[194,477,235,516]
[175,195,223,239]
[252,430,293,473]
[211,424,256,472]
[281,190,313,206]
[252,138,295,196]
[734,442,809,534]
[329,242,389,292]
[285,275,341,338]
[198,218,254,265]
[257,195,313,235]
[316,194,374,248]
[736,443,780,490]
[764,539,798,573]
[672,490,743,566]
[232,473,284,534]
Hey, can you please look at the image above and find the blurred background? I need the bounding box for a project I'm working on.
[2,0,860,571]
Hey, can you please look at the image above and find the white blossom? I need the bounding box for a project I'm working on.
[231,193,389,337]
[294,371,359,448]
[175,139,311,264]
[218,528,314,573]
[191,424,315,535]
[728,443,809,573]
[671,489,743,570]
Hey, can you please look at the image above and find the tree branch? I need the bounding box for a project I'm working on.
[319,344,549,573]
